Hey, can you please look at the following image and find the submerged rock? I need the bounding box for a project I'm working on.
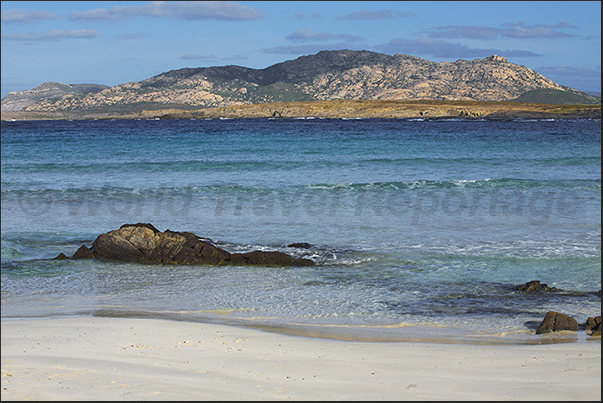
[228,250,308,266]
[287,242,313,249]
[86,223,314,266]
[518,280,559,292]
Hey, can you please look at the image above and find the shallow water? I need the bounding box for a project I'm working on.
[1,118,600,343]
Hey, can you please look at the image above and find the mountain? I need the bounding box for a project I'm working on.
[1,82,109,112]
[1,50,599,115]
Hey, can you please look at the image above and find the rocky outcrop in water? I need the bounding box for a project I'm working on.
[60,223,314,267]
[517,280,560,292]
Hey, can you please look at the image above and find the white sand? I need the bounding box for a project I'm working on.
[1,316,600,401]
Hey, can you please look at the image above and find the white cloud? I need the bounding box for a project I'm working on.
[1,8,60,23]
[536,64,601,79]
[294,12,322,20]
[376,38,539,59]
[337,9,416,20]
[180,54,218,61]
[535,65,601,92]
[69,1,264,22]
[285,29,362,43]
[260,43,363,55]
[1,29,99,42]
[427,22,578,40]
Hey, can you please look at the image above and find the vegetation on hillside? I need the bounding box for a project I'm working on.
[3,99,599,121]
[512,88,601,105]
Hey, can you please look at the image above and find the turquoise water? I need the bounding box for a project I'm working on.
[1,118,600,342]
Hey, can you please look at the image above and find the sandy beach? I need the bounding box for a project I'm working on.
[1,316,600,401]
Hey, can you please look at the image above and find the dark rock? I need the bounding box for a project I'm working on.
[584,316,601,336]
[54,252,70,260]
[73,245,94,259]
[536,311,579,334]
[90,223,314,266]
[92,223,230,265]
[287,242,313,249]
[227,250,314,266]
[518,280,559,292]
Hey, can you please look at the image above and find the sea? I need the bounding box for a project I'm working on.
[1,117,600,344]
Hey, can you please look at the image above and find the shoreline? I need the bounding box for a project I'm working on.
[2,99,601,121]
[2,310,596,346]
[2,316,600,401]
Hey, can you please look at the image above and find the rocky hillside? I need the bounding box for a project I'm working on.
[2,50,599,113]
[1,82,109,112]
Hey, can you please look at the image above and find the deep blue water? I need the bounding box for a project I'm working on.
[1,117,600,342]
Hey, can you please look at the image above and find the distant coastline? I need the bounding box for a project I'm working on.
[1,99,601,121]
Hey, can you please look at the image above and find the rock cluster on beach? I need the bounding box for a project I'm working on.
[56,223,314,267]
[517,281,601,337]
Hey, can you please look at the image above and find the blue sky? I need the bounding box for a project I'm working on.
[1,1,601,98]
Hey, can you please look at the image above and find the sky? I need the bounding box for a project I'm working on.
[1,1,601,99]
